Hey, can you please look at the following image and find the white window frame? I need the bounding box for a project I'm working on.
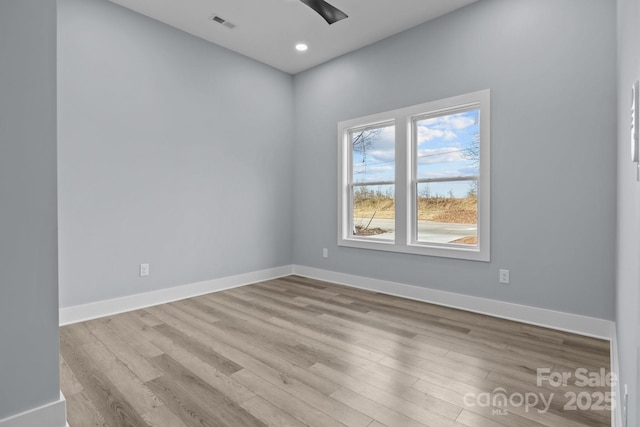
[337,89,490,261]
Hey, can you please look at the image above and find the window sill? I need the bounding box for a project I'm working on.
[337,237,490,262]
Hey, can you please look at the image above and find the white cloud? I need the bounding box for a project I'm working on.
[367,149,394,163]
[417,111,477,135]
[446,115,475,129]
[417,126,446,142]
[417,169,472,180]
[379,125,395,139]
[416,122,466,143]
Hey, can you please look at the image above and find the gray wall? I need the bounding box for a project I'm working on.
[58,0,294,307]
[616,0,640,423]
[292,0,617,319]
[0,0,60,419]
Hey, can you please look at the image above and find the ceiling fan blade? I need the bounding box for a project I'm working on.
[300,0,348,25]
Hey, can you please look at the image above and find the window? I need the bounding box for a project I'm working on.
[338,90,490,261]
[350,122,395,240]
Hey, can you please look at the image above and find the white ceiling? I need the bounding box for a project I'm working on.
[109,0,478,74]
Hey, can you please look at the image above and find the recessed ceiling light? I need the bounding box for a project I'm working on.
[295,43,308,52]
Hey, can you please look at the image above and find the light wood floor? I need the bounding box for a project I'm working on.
[60,275,612,427]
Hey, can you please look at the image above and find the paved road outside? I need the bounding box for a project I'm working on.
[354,218,476,243]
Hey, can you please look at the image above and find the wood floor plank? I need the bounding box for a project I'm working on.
[60,355,83,397]
[372,309,509,353]
[98,315,164,359]
[456,409,538,427]
[85,319,163,383]
[150,321,243,377]
[365,341,491,380]
[226,289,366,344]
[194,293,353,366]
[135,310,164,327]
[232,369,348,427]
[152,316,373,426]
[232,285,315,309]
[378,354,480,386]
[145,373,227,427]
[65,391,110,427]
[205,292,393,368]
[322,356,420,392]
[468,329,609,368]
[232,362,374,427]
[61,330,151,427]
[240,396,308,427]
[309,362,462,421]
[145,325,257,405]
[61,275,611,427]
[141,405,190,427]
[147,353,266,427]
[81,340,163,416]
[329,387,429,427]
[266,315,386,362]
[152,305,343,397]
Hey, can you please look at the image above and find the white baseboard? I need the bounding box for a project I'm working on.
[59,263,614,340]
[292,265,614,340]
[0,392,66,427]
[59,265,294,325]
[610,325,623,427]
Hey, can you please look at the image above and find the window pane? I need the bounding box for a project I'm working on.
[415,109,480,246]
[352,124,395,184]
[415,110,480,181]
[416,181,477,245]
[352,184,395,239]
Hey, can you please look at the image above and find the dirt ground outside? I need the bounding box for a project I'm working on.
[353,195,478,244]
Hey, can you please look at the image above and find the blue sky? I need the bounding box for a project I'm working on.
[352,124,395,184]
[352,109,480,198]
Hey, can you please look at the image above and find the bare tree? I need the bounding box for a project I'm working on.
[352,128,382,163]
[467,181,478,198]
[461,110,480,165]
[418,184,432,199]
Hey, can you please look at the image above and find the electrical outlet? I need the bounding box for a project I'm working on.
[140,263,150,277]
[322,248,328,258]
[499,269,510,284]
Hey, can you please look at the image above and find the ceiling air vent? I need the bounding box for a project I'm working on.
[209,14,236,29]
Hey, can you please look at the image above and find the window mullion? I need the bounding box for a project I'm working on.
[394,114,408,246]
[410,117,418,245]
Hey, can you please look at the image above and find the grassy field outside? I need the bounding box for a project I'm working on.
[353,191,478,243]
[353,195,477,223]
